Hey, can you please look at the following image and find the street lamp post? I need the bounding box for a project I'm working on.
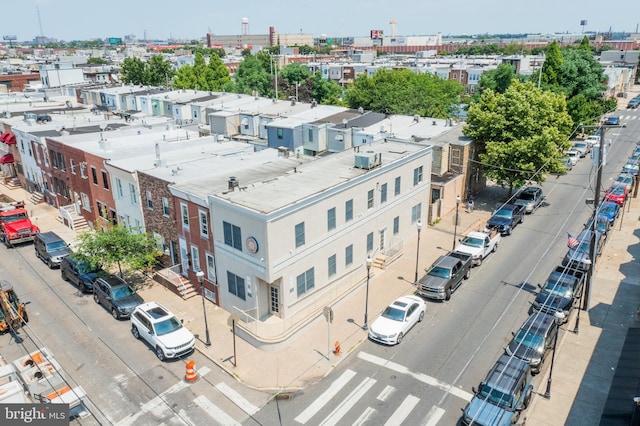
[196,270,211,347]
[363,255,373,330]
[453,195,461,250]
[414,219,423,284]
[544,312,563,399]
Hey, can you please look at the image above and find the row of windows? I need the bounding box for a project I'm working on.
[294,168,423,247]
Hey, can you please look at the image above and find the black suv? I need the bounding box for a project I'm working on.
[462,354,533,425]
[532,266,585,323]
[505,313,559,374]
[34,231,72,269]
[486,204,525,236]
[93,274,143,319]
[562,229,604,271]
[60,256,105,293]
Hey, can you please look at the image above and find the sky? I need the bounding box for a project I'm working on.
[3,0,639,42]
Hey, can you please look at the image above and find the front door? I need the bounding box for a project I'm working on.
[270,285,280,317]
[379,227,387,252]
[178,237,189,276]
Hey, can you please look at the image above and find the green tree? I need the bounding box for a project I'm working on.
[541,41,563,86]
[310,72,343,105]
[87,57,108,65]
[345,68,464,118]
[74,225,161,278]
[172,64,197,89]
[235,54,271,96]
[207,53,232,91]
[474,63,516,100]
[464,81,573,195]
[147,54,174,86]
[120,57,148,85]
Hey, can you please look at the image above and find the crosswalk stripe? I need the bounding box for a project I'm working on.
[194,395,240,426]
[353,407,376,426]
[358,351,473,402]
[377,385,395,401]
[319,377,377,426]
[384,395,420,426]
[424,405,446,426]
[215,382,259,416]
[294,369,357,424]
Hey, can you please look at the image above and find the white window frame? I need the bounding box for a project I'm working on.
[199,209,208,238]
[180,203,189,228]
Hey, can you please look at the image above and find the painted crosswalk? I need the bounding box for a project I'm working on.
[293,352,474,425]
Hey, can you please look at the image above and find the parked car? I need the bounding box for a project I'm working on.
[368,295,426,345]
[486,204,525,236]
[505,313,559,374]
[562,229,604,271]
[462,354,533,426]
[93,274,144,319]
[587,215,611,238]
[604,116,620,126]
[131,301,196,361]
[531,266,585,323]
[513,186,544,214]
[571,142,590,158]
[598,201,620,226]
[615,173,635,192]
[622,161,639,175]
[34,231,72,269]
[628,98,640,109]
[60,256,105,293]
[604,183,629,206]
[566,150,580,167]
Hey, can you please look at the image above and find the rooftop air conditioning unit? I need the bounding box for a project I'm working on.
[354,151,382,170]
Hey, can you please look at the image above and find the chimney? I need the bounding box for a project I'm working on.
[228,176,239,191]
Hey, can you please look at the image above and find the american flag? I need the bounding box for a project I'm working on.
[567,233,580,248]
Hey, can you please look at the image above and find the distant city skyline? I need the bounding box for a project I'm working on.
[4,0,639,43]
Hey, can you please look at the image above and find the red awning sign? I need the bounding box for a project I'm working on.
[0,153,14,164]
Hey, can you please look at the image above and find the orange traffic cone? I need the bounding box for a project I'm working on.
[334,341,341,356]
[185,360,198,383]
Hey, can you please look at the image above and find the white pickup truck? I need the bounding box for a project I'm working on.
[454,230,501,267]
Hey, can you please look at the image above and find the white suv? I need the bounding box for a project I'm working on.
[130,302,195,361]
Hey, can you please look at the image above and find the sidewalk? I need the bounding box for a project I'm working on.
[2,179,637,424]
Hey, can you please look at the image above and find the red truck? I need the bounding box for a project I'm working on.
[0,201,40,248]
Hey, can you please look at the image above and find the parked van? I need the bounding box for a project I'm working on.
[34,231,72,269]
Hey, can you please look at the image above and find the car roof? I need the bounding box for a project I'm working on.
[136,301,173,321]
[98,274,128,287]
[484,354,529,394]
[521,313,555,334]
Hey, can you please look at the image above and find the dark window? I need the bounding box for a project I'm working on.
[380,183,387,203]
[393,216,399,234]
[345,199,353,222]
[296,268,315,296]
[367,232,374,252]
[227,271,246,300]
[223,221,242,251]
[101,171,109,189]
[345,244,353,266]
[327,208,336,231]
[328,254,337,277]
[395,177,401,195]
[413,166,423,185]
[91,167,98,185]
[295,222,305,247]
[367,189,374,209]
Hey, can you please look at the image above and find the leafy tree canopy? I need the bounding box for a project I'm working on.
[464,80,573,194]
[87,57,108,65]
[235,54,271,96]
[344,68,465,118]
[73,225,161,278]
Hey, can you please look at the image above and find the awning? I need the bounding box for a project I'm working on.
[0,132,8,142]
[3,133,15,145]
[0,153,14,164]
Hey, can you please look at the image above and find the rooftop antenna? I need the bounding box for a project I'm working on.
[580,20,588,34]
[36,5,45,37]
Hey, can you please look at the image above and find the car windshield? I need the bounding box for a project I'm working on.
[514,330,545,352]
[428,266,451,278]
[47,241,67,250]
[610,186,625,195]
[574,143,587,149]
[518,192,535,201]
[0,212,28,222]
[381,306,406,322]
[461,236,483,248]
[111,286,135,299]
[601,204,617,216]
[542,281,571,297]
[493,208,513,219]
[617,176,632,184]
[478,384,513,408]
[154,316,183,336]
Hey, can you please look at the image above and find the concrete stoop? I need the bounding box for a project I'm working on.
[1,177,21,190]
[28,191,44,205]
[153,272,198,300]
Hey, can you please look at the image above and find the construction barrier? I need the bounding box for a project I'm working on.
[185,360,198,383]
[334,341,341,356]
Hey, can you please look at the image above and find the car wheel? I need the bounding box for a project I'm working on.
[61,270,68,281]
[464,268,471,280]
[156,346,166,361]
[445,288,452,301]
[507,227,512,236]
[492,243,498,253]
[396,332,404,344]
[111,308,120,320]
[418,311,424,322]
[93,293,100,304]
[523,388,533,408]
[476,257,483,267]
[47,259,54,269]
[131,325,140,339]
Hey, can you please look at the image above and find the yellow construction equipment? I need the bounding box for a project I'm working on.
[0,280,28,333]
